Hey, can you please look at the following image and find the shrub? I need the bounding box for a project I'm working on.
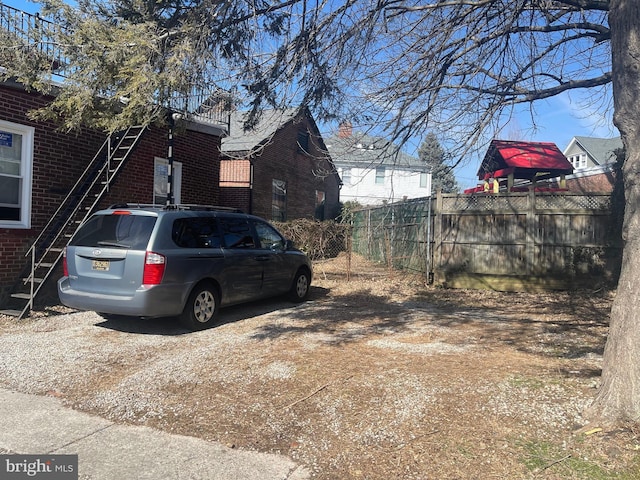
[274,219,350,260]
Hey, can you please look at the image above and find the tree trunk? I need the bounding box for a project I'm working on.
[589,0,640,422]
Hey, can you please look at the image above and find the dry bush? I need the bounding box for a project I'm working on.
[274,219,351,260]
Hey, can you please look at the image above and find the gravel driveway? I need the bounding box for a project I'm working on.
[1,256,636,479]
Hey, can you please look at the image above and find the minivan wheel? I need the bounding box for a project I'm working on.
[180,283,220,331]
[289,268,310,303]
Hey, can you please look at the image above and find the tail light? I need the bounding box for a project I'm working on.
[62,247,68,277]
[143,251,166,285]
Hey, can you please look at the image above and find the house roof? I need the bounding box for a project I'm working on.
[477,140,574,181]
[325,132,423,171]
[221,108,301,153]
[567,136,623,165]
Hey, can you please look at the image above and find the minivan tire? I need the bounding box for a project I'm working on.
[289,268,310,303]
[180,282,220,331]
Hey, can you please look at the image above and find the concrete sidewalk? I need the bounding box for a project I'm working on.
[0,388,309,480]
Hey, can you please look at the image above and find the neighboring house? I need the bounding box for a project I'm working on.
[563,136,622,170]
[325,122,431,206]
[219,107,341,221]
[562,136,623,193]
[0,79,227,315]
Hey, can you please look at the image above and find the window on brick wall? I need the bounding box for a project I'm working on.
[154,157,182,205]
[0,120,34,228]
[297,129,309,153]
[314,190,326,220]
[272,179,287,221]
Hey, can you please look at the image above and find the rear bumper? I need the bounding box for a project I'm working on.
[57,277,186,318]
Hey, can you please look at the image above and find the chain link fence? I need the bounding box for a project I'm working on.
[350,199,432,275]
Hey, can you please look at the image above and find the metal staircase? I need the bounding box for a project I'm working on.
[0,125,146,319]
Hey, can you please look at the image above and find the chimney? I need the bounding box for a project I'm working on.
[338,121,352,138]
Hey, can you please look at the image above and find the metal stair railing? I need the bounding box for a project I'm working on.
[1,125,146,319]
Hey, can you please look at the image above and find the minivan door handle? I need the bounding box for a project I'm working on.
[254,255,271,262]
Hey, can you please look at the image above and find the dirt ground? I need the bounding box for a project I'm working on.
[2,254,639,479]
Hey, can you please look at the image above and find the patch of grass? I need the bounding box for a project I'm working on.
[508,375,546,390]
[519,439,639,479]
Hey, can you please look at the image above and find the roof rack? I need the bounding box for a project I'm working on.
[165,204,244,212]
[108,203,244,213]
[108,203,164,209]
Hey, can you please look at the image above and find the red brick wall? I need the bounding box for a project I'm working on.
[219,186,252,212]
[174,128,220,205]
[223,114,341,221]
[0,83,105,299]
[0,83,222,301]
[565,171,616,193]
[101,125,220,208]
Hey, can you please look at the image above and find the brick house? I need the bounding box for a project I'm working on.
[220,108,341,221]
[0,79,227,315]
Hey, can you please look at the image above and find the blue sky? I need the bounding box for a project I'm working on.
[451,91,617,190]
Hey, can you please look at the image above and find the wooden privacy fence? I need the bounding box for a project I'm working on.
[351,190,622,291]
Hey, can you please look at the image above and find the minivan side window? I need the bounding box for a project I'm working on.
[219,217,255,249]
[254,221,285,250]
[172,217,222,248]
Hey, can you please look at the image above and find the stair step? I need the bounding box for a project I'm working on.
[36,263,54,268]
[22,277,43,284]
[11,293,31,299]
[0,309,22,317]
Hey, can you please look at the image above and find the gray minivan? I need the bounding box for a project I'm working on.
[58,205,312,330]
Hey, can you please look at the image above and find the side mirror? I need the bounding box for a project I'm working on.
[285,239,295,251]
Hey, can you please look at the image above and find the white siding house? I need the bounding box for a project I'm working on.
[563,136,622,171]
[561,135,622,193]
[325,124,431,206]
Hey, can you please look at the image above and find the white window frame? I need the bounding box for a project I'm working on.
[0,120,34,229]
[153,157,182,205]
[419,172,428,188]
[375,166,385,185]
[569,154,587,170]
[341,167,351,185]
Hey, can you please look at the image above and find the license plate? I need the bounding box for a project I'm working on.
[92,260,110,271]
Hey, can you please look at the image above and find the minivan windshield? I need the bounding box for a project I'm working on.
[71,214,156,249]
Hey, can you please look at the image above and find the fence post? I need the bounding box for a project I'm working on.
[426,196,433,282]
[346,233,352,282]
[433,189,443,283]
[526,189,536,275]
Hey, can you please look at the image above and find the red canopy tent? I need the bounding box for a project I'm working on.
[465,140,574,194]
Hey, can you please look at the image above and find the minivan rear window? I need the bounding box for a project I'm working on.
[71,214,156,249]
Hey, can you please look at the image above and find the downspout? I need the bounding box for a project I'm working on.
[249,159,254,214]
[167,111,174,206]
